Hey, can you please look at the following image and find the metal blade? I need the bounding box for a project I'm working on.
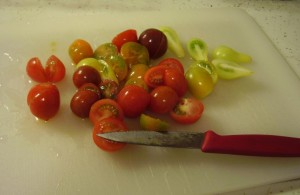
[97,131,205,149]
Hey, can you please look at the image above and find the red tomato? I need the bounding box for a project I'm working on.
[26,57,47,83]
[170,98,204,124]
[73,66,101,88]
[45,55,66,83]
[144,66,167,88]
[158,58,184,74]
[27,83,60,121]
[93,117,128,152]
[150,86,179,114]
[69,39,94,64]
[164,68,188,97]
[89,99,124,124]
[70,90,99,118]
[117,85,150,118]
[79,83,101,98]
[112,29,138,51]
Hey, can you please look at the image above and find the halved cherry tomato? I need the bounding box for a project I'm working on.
[170,98,204,124]
[93,117,128,152]
[117,85,150,118]
[69,39,94,64]
[99,80,119,99]
[144,66,167,88]
[150,86,179,114]
[45,55,66,83]
[112,29,138,51]
[26,57,47,83]
[89,99,124,124]
[158,58,184,74]
[164,68,188,97]
[27,83,60,121]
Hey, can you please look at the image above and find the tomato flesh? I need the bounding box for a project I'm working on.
[27,83,60,121]
[170,98,204,124]
[144,66,166,88]
[89,99,124,124]
[93,117,128,152]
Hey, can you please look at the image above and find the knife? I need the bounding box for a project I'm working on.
[97,130,300,157]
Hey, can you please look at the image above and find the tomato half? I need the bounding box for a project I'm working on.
[45,55,66,83]
[26,57,47,83]
[27,83,60,121]
[112,29,138,51]
[144,65,167,88]
[150,86,179,114]
[158,58,184,74]
[164,68,188,97]
[117,85,150,118]
[93,117,128,152]
[89,99,124,124]
[170,98,204,124]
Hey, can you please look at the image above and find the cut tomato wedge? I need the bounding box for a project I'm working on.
[26,57,47,83]
[45,55,66,83]
[170,98,204,124]
[144,65,167,88]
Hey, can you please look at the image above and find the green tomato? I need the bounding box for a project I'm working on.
[185,66,214,99]
[140,114,169,131]
[160,26,185,58]
[94,43,118,59]
[190,60,218,84]
[187,38,208,61]
[102,54,128,82]
[76,58,118,84]
[120,42,149,67]
[212,45,252,63]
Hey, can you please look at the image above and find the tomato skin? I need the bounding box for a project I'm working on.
[73,66,101,88]
[70,90,99,118]
[79,83,101,98]
[144,66,167,88]
[69,39,94,64]
[112,29,138,51]
[158,58,184,74]
[170,98,204,124]
[89,99,124,124]
[117,85,150,118]
[26,57,47,83]
[150,86,179,114]
[45,55,66,83]
[93,117,128,152]
[27,83,60,121]
[164,68,188,97]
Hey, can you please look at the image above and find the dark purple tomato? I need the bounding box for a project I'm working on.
[99,80,119,99]
[73,66,101,88]
[139,28,168,59]
[70,90,100,118]
[79,83,101,99]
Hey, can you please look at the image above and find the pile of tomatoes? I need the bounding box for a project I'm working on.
[26,28,205,152]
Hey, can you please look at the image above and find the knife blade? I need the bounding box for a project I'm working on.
[98,130,300,157]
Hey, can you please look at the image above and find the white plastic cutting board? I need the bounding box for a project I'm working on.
[0,7,300,195]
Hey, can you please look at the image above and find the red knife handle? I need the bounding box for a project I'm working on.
[201,130,300,157]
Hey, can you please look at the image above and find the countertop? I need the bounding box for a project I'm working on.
[1,0,300,194]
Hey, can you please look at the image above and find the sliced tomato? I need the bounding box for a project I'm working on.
[157,58,184,74]
[164,68,188,97]
[93,117,128,152]
[45,55,66,83]
[26,57,47,83]
[89,99,124,124]
[112,29,138,51]
[170,98,204,124]
[144,65,167,88]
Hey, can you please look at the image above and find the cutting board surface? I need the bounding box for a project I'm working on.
[1,7,300,195]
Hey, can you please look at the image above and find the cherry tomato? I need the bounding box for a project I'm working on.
[102,54,128,82]
[79,83,101,98]
[26,57,47,83]
[27,83,60,121]
[73,66,101,88]
[125,78,149,91]
[45,55,66,83]
[170,98,204,124]
[94,43,118,59]
[117,85,150,118]
[139,28,168,59]
[150,86,179,114]
[69,39,94,64]
[158,58,184,74]
[70,90,99,118]
[144,66,167,88]
[99,80,119,99]
[127,63,149,80]
[93,117,128,152]
[164,68,188,97]
[89,99,124,124]
[120,42,149,67]
[112,29,138,51]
